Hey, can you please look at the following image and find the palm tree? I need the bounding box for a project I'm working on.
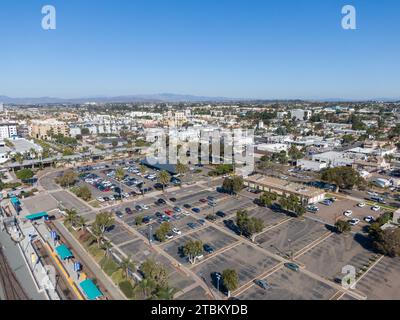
[14,152,24,164]
[139,164,147,176]
[64,209,79,227]
[120,255,135,279]
[136,278,155,298]
[158,171,170,193]
[101,240,113,257]
[115,167,125,200]
[76,215,87,231]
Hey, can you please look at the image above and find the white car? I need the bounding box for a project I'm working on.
[371,205,381,212]
[97,197,105,203]
[343,210,353,217]
[357,203,366,208]
[172,228,181,235]
[141,204,149,210]
[364,216,374,223]
[368,191,378,197]
[165,233,174,240]
[349,218,360,226]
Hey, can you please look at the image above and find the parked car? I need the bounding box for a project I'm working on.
[216,211,226,218]
[364,216,374,223]
[125,207,132,214]
[169,197,177,202]
[199,198,208,203]
[198,219,206,226]
[343,210,353,217]
[164,209,174,216]
[135,205,143,212]
[155,212,163,218]
[187,222,198,229]
[172,228,181,235]
[203,244,214,254]
[165,233,174,240]
[371,205,381,212]
[357,203,366,208]
[115,211,124,218]
[143,216,153,224]
[254,279,270,290]
[173,207,182,213]
[349,218,360,226]
[183,204,192,209]
[284,262,300,272]
[157,198,166,205]
[192,208,201,213]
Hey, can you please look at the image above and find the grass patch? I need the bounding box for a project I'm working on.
[100,257,120,276]
[119,280,135,299]
[88,200,100,208]
[111,269,125,285]
[88,244,105,263]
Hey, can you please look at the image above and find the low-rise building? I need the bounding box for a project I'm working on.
[244,174,326,204]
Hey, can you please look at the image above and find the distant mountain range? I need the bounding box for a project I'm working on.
[0,93,242,104]
[0,94,398,105]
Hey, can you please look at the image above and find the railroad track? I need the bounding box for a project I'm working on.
[0,247,29,300]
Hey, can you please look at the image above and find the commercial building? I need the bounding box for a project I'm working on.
[244,174,326,204]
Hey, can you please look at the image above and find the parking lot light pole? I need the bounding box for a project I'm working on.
[148,224,152,245]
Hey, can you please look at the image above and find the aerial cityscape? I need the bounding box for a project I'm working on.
[0,0,399,305]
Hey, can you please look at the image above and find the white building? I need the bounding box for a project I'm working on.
[297,159,327,171]
[0,123,18,140]
[291,109,312,121]
[312,151,354,167]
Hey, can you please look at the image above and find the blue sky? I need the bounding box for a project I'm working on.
[0,0,399,100]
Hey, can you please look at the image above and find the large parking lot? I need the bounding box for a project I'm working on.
[192,243,280,291]
[45,164,400,300]
[238,267,337,300]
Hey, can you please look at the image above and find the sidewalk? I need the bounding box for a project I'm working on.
[53,220,126,300]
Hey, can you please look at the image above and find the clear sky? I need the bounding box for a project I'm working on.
[0,0,399,100]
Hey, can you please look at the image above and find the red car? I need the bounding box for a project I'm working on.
[199,199,208,203]
[164,209,173,216]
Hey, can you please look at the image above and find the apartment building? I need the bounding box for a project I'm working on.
[0,123,18,139]
[30,119,70,140]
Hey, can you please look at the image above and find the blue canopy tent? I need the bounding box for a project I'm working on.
[80,279,103,300]
[55,244,73,260]
[25,211,48,221]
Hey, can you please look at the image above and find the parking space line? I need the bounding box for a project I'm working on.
[233,262,285,297]
[187,240,243,269]
[293,231,334,259]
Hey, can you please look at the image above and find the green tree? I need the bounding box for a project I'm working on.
[321,167,363,191]
[14,152,24,164]
[140,258,169,290]
[154,222,172,242]
[91,212,114,248]
[15,169,34,181]
[75,185,92,201]
[259,192,277,207]
[335,220,352,233]
[120,255,136,279]
[115,167,125,199]
[222,269,239,297]
[176,162,189,177]
[183,240,204,264]
[64,208,79,227]
[373,228,400,257]
[139,164,147,176]
[222,176,243,195]
[56,170,77,187]
[288,145,304,161]
[135,215,144,226]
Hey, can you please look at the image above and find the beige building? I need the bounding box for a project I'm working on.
[244,174,325,205]
[30,119,70,140]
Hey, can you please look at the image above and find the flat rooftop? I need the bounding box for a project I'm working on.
[245,174,325,198]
